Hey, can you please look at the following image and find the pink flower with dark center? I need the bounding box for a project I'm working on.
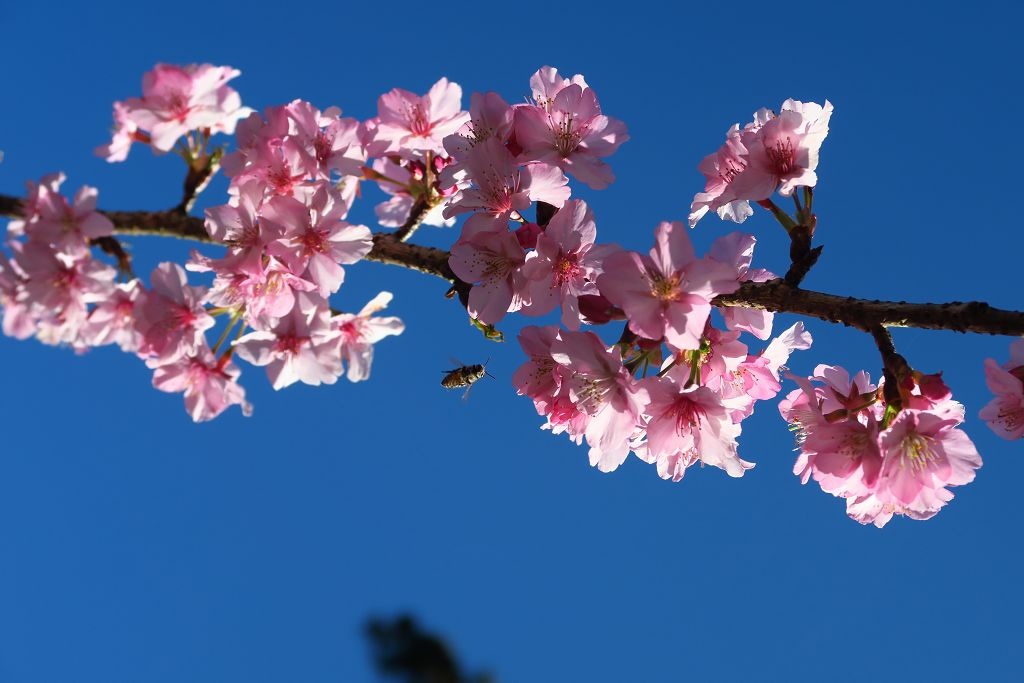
[729,99,833,201]
[201,257,316,329]
[233,296,343,389]
[448,215,528,324]
[262,184,372,297]
[123,63,250,152]
[135,262,214,363]
[284,100,366,180]
[369,78,469,157]
[334,291,405,382]
[637,377,752,481]
[201,178,269,274]
[550,330,649,472]
[30,184,114,257]
[597,221,740,350]
[80,280,144,352]
[151,345,252,422]
[442,91,515,167]
[17,241,115,314]
[513,325,563,415]
[519,199,612,330]
[514,67,628,190]
[221,107,293,178]
[873,409,981,521]
[443,138,569,219]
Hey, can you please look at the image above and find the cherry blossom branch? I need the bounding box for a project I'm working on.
[3,194,1024,336]
[0,194,456,278]
[717,280,1024,336]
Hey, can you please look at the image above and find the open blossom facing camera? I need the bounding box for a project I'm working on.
[366,78,470,157]
[514,66,629,190]
[598,220,740,350]
[689,99,833,227]
[98,63,251,159]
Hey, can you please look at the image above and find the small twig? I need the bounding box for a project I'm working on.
[868,324,910,419]
[90,236,134,277]
[176,149,222,213]
[392,199,431,243]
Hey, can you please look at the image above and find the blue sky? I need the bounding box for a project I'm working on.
[1,1,1022,681]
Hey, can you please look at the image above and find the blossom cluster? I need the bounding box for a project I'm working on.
[3,60,1015,528]
[782,367,982,527]
[6,64,407,421]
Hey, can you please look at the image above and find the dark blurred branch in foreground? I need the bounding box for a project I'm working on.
[365,615,495,683]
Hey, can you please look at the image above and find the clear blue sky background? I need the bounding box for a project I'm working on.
[1,1,1022,681]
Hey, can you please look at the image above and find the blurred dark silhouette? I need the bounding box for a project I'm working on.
[365,615,495,683]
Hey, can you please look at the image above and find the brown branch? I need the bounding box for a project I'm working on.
[392,198,430,243]
[0,193,455,277]
[4,193,1024,337]
[716,280,1024,336]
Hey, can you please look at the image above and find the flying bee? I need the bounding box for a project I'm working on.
[441,358,493,399]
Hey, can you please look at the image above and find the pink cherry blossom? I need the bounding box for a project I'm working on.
[368,78,469,157]
[519,199,611,330]
[233,296,343,389]
[549,330,649,472]
[262,184,373,297]
[688,125,753,227]
[729,99,833,201]
[980,340,1024,439]
[528,66,589,110]
[29,183,114,257]
[334,291,405,382]
[151,345,252,422]
[283,100,366,180]
[199,256,316,329]
[448,215,527,324]
[513,325,563,413]
[122,63,250,152]
[442,138,570,219]
[597,221,740,350]
[873,409,981,521]
[135,262,215,363]
[17,241,115,314]
[442,91,515,169]
[80,280,144,352]
[201,178,269,274]
[636,377,753,481]
[7,173,66,238]
[514,66,628,190]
